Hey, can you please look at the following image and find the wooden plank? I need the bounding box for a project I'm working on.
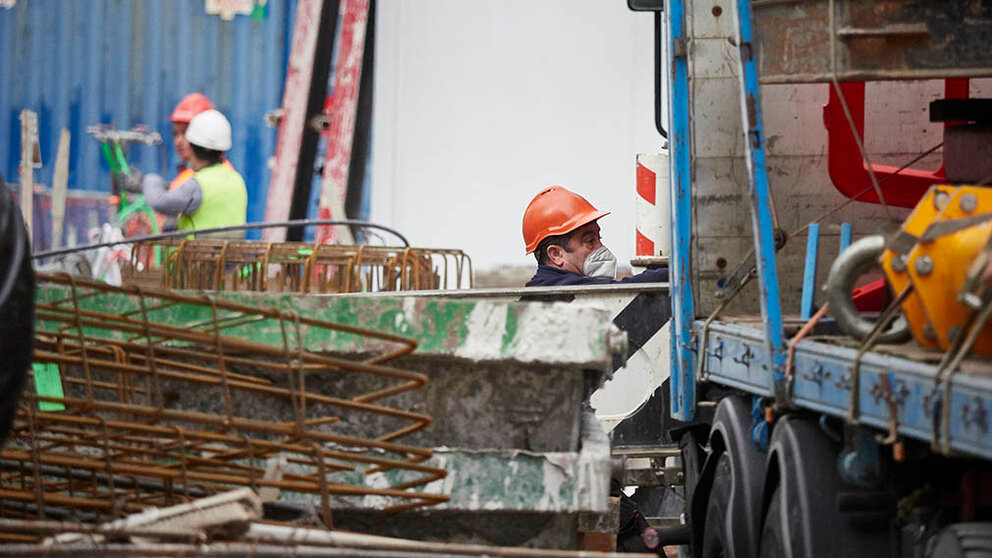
[19,110,37,241]
[50,129,71,249]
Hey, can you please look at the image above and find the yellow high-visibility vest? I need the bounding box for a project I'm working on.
[177,163,247,237]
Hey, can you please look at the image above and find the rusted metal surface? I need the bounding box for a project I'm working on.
[315,0,371,245]
[753,0,992,83]
[128,239,472,293]
[2,272,446,523]
[263,0,327,242]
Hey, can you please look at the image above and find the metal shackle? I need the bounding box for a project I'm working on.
[825,235,911,343]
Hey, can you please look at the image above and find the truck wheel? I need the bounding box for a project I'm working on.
[695,396,764,558]
[680,429,703,508]
[0,182,32,449]
[757,486,785,558]
[926,523,992,557]
[760,416,890,557]
[700,453,733,557]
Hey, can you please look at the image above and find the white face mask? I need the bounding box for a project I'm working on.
[583,246,617,279]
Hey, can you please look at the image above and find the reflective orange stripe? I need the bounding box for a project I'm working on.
[167,160,234,191]
[168,168,195,191]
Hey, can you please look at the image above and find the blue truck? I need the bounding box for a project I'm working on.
[623,1,992,556]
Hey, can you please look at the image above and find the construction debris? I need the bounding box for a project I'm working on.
[0,489,656,557]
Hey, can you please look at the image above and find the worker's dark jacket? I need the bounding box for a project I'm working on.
[525,265,668,287]
[611,478,653,552]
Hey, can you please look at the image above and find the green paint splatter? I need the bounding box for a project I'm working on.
[557,478,575,503]
[501,306,518,355]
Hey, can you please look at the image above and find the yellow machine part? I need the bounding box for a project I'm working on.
[881,186,992,354]
[880,186,950,349]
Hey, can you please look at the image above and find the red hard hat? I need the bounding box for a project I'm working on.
[169,93,215,124]
[522,186,609,254]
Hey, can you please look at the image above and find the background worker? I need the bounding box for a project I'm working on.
[168,93,215,188]
[124,109,247,239]
[160,93,236,229]
[522,186,669,287]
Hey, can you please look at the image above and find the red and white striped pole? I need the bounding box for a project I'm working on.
[633,152,671,268]
[315,0,370,245]
[263,0,326,243]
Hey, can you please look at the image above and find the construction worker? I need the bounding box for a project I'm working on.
[522,186,669,286]
[124,109,247,239]
[524,185,665,553]
[159,93,238,230]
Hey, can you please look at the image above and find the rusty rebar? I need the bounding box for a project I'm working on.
[4,272,448,523]
[128,239,472,293]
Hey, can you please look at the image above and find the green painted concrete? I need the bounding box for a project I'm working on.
[283,413,612,514]
[35,286,620,367]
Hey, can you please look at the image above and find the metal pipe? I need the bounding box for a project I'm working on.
[0,518,204,542]
[668,0,697,421]
[32,219,411,260]
[0,543,655,558]
[244,523,659,557]
[733,0,788,399]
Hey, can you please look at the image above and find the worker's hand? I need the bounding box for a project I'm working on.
[119,170,144,194]
[640,527,660,550]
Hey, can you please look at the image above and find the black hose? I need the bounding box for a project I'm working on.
[654,11,668,140]
[32,218,410,260]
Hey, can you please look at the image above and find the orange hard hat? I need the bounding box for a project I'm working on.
[522,186,609,254]
[169,93,215,124]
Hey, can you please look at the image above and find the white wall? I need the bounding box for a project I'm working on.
[371,0,663,271]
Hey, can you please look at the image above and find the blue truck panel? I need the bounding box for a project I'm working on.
[698,319,992,461]
[667,0,697,422]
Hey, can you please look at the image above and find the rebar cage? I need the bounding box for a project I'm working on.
[129,239,473,293]
[1,272,447,526]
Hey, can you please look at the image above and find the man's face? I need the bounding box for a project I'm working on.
[547,221,603,275]
[172,122,191,164]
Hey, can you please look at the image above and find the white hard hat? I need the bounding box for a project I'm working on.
[185,109,232,151]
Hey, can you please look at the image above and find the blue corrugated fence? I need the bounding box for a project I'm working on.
[0,0,296,243]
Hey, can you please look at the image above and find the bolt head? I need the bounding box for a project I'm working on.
[960,193,979,214]
[933,190,952,210]
[914,255,934,276]
[921,322,937,341]
[891,254,908,272]
[948,326,963,344]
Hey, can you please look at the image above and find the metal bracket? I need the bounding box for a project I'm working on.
[733,346,755,369]
[708,340,724,362]
[802,364,831,387]
[962,396,989,434]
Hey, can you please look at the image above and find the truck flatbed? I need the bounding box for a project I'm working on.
[699,319,992,460]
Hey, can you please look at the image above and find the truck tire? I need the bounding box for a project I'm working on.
[0,182,32,449]
[757,486,785,558]
[695,396,764,558]
[759,416,890,557]
[681,429,703,510]
[926,523,992,557]
[700,453,734,557]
